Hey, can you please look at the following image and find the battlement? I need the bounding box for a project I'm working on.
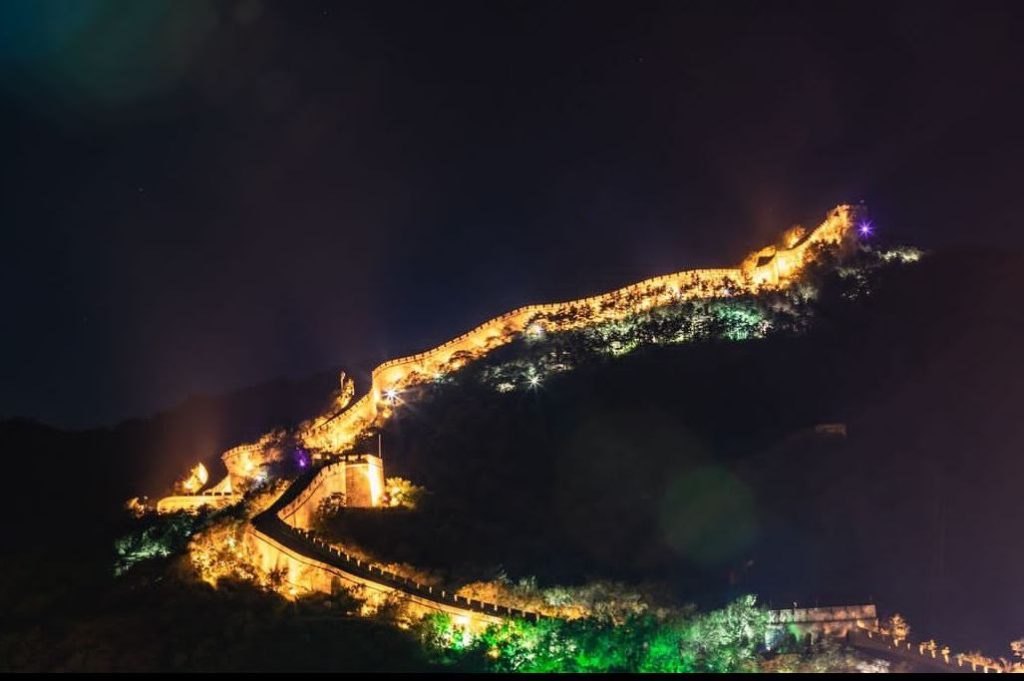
[157,205,868,639]
[852,627,1005,673]
[302,205,857,453]
[277,454,384,529]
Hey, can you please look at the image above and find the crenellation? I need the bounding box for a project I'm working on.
[297,206,856,454]
[156,205,867,639]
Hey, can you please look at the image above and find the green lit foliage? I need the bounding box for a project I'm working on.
[413,613,486,669]
[476,295,801,393]
[114,511,209,576]
[708,300,771,340]
[677,594,769,672]
[458,573,663,622]
[114,493,261,577]
[762,637,892,673]
[478,348,575,392]
[416,596,774,673]
[474,616,591,672]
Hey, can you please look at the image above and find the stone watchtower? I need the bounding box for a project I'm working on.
[277,453,385,529]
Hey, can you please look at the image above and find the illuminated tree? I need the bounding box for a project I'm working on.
[384,478,424,509]
[1006,638,1024,672]
[885,613,910,643]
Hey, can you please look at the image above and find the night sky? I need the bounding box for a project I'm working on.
[3,0,1023,428]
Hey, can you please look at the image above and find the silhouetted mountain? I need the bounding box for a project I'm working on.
[0,370,346,550]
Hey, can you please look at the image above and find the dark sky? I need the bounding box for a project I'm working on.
[2,0,1023,428]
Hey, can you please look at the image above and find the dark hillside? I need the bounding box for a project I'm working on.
[324,248,1024,652]
[3,247,1022,653]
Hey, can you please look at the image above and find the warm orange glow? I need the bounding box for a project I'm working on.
[300,205,856,453]
[180,462,209,493]
[158,205,865,634]
[367,463,383,506]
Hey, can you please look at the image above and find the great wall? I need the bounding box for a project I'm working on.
[246,454,535,632]
[298,206,853,454]
[152,204,991,660]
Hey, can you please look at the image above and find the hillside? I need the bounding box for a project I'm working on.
[317,247,1024,652]
[4,245,1024,660]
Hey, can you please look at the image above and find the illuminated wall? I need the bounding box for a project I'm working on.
[276,454,385,529]
[249,452,516,633]
[247,523,882,640]
[300,205,856,453]
[220,433,284,488]
[769,604,878,641]
[155,493,240,514]
[244,526,507,633]
[158,206,854,514]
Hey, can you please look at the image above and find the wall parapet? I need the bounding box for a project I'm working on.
[249,511,541,627]
[853,627,1004,673]
[156,493,241,514]
[769,604,877,625]
[287,524,542,621]
[274,454,383,528]
[302,206,857,453]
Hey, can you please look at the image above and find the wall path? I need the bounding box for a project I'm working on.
[239,206,860,633]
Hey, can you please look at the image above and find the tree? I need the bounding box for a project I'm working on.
[885,613,910,643]
[384,478,424,509]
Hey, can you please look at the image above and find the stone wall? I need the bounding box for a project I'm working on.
[300,205,856,453]
[244,524,508,633]
[164,205,862,635]
[851,628,1004,673]
[344,455,383,508]
[769,604,878,640]
[155,492,240,514]
[276,454,384,529]
[246,454,539,632]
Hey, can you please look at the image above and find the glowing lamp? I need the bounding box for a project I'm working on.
[858,220,873,237]
[384,387,399,404]
[527,376,541,388]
